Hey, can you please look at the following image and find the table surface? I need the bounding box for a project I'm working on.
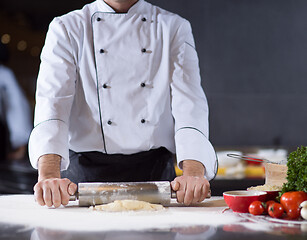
[0,195,306,240]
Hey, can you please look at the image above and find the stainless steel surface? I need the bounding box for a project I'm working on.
[76,181,173,206]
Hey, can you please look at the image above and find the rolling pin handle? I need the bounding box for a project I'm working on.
[69,193,78,201]
[207,189,211,198]
[171,190,177,199]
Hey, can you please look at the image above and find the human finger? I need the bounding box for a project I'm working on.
[59,179,76,206]
[199,182,210,202]
[176,179,187,204]
[43,185,53,207]
[183,181,196,205]
[34,183,45,206]
[68,181,77,196]
[58,179,70,206]
[171,180,180,192]
[193,182,203,203]
[50,180,61,208]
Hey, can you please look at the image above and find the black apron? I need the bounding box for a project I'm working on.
[61,147,176,184]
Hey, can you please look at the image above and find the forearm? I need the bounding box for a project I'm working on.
[38,154,61,181]
[182,160,205,177]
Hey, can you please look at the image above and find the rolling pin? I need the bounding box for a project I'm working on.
[69,181,211,206]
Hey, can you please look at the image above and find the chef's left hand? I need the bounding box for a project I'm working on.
[171,160,210,205]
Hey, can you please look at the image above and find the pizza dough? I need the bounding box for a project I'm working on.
[91,200,164,212]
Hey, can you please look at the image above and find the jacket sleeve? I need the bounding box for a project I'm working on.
[28,17,77,170]
[170,19,217,180]
[2,67,32,149]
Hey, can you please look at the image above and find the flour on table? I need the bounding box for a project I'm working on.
[0,195,241,231]
[91,199,164,212]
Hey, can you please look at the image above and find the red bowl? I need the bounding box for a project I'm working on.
[223,190,267,213]
[264,190,280,201]
[247,188,280,201]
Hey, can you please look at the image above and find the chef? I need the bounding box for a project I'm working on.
[29,0,218,208]
[0,42,32,161]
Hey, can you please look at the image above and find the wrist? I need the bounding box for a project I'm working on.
[182,160,205,177]
[38,154,61,181]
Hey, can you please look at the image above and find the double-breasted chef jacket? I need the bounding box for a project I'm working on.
[28,0,218,180]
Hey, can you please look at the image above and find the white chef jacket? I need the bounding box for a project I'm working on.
[29,0,217,180]
[0,65,32,149]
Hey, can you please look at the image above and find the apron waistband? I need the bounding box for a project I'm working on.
[76,147,171,166]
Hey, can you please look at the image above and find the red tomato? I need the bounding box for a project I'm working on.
[268,202,284,218]
[280,191,307,220]
[265,200,276,213]
[248,201,265,215]
[286,207,301,220]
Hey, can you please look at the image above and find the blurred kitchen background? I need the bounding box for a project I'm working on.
[0,0,306,195]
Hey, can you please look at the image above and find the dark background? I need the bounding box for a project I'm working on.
[1,0,307,148]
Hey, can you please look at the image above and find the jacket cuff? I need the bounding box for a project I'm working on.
[28,119,70,171]
[175,127,217,180]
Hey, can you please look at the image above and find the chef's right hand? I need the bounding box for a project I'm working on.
[33,154,77,208]
[34,177,77,208]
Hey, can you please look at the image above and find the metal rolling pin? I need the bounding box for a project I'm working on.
[69,181,211,206]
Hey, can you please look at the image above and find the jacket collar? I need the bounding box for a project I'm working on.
[97,0,145,14]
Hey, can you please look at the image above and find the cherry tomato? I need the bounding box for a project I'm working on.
[280,191,307,220]
[268,202,284,218]
[248,201,265,215]
[265,200,276,213]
